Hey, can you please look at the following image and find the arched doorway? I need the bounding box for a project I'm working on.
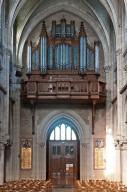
[46,118,80,187]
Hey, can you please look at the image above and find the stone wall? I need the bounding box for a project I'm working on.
[19,103,106,180]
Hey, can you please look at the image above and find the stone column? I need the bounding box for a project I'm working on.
[116,0,124,137]
[36,142,46,180]
[114,146,121,182]
[11,90,20,180]
[114,138,127,184]
[0,143,5,185]
[0,0,3,8]
[121,145,127,185]
[80,143,87,180]
[116,48,123,136]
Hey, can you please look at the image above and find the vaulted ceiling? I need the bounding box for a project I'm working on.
[6,0,126,66]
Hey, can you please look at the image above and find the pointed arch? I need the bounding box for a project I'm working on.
[37,110,91,145]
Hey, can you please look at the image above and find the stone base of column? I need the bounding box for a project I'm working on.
[0,143,5,185]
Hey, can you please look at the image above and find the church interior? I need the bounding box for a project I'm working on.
[0,0,127,191]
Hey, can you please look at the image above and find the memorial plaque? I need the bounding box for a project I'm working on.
[94,138,105,169]
[20,139,32,169]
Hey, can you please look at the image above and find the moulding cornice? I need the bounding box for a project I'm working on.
[0,135,11,147]
[81,142,90,149]
[114,135,127,149]
[103,65,112,73]
[0,143,5,150]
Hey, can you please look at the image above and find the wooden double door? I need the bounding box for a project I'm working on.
[48,141,79,187]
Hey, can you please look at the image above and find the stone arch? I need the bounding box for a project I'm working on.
[35,110,92,180]
[0,0,3,7]
[17,4,109,68]
[37,110,91,145]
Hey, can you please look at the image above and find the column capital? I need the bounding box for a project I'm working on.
[114,136,127,149]
[39,142,45,148]
[81,142,89,149]
[103,65,112,73]
[0,134,12,149]
[0,142,5,150]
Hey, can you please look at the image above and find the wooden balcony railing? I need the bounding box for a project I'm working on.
[21,79,106,103]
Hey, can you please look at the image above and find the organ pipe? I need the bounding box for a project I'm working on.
[27,20,101,74]
[40,21,47,73]
[70,21,75,37]
[79,22,87,73]
[66,44,69,69]
[48,45,53,69]
[61,18,66,37]
[52,21,56,37]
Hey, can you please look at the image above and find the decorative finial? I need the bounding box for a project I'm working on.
[40,21,47,36]
[79,21,86,37]
[61,15,66,23]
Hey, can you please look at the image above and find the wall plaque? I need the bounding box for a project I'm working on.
[20,139,32,169]
[94,138,105,169]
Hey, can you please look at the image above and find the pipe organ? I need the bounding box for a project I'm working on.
[27,19,99,74]
[22,19,105,104]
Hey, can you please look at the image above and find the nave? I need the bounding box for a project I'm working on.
[0,0,127,188]
[1,180,127,192]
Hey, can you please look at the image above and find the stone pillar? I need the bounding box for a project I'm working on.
[32,134,38,179]
[80,143,88,180]
[10,90,20,181]
[36,142,46,180]
[114,147,121,182]
[116,0,124,137]
[116,48,123,136]
[0,0,3,8]
[0,143,5,185]
[122,146,127,185]
[114,138,127,184]
[80,141,92,180]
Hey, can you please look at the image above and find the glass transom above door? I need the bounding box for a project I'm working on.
[50,123,77,141]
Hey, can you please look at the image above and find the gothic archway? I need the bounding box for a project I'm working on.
[36,111,91,181]
[46,116,80,187]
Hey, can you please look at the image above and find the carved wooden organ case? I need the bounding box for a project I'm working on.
[21,19,106,104]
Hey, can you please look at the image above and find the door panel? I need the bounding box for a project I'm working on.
[49,141,78,187]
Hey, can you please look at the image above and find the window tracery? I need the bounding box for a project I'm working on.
[49,123,77,141]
